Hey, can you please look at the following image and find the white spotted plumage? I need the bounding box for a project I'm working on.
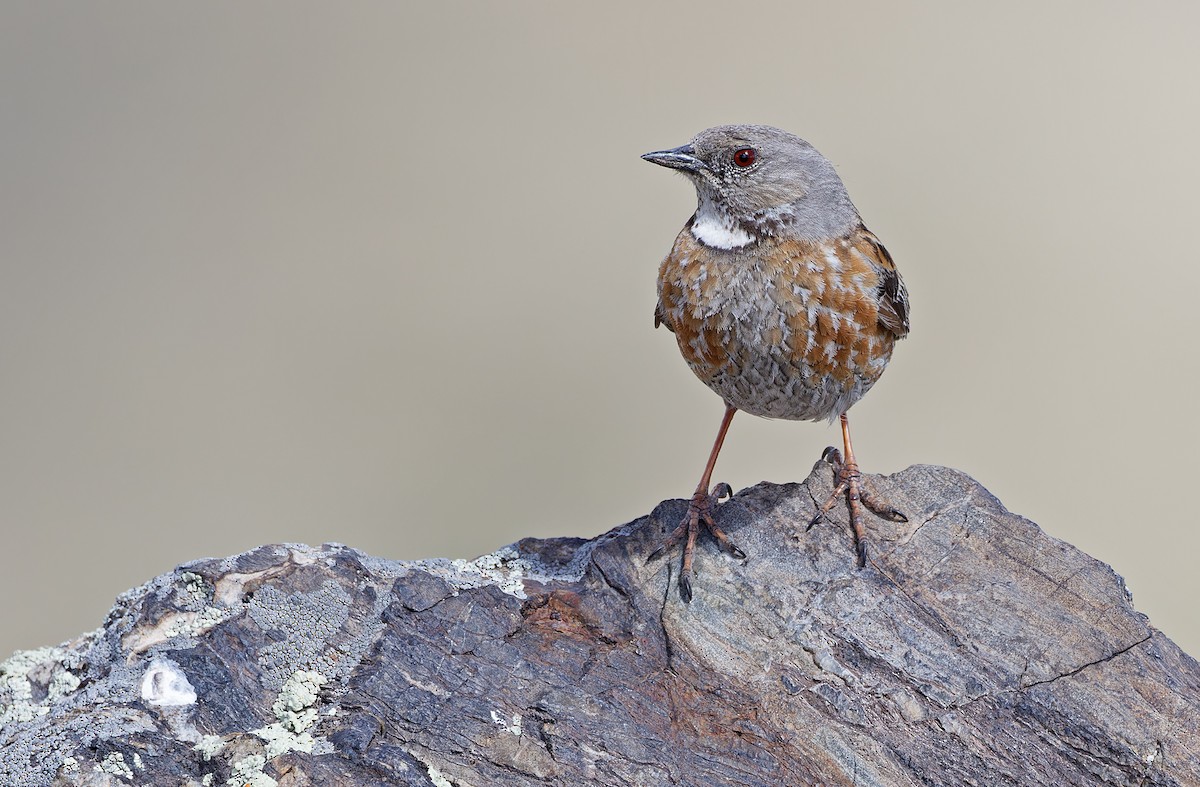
[642,123,911,591]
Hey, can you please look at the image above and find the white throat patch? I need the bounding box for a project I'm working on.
[690,211,755,250]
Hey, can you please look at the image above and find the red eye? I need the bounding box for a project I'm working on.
[733,148,756,167]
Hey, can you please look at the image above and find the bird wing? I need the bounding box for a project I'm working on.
[654,299,674,332]
[857,227,910,340]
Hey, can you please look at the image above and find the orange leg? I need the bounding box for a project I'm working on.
[649,404,746,601]
[807,412,907,566]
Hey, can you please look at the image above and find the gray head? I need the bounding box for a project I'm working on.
[642,124,860,246]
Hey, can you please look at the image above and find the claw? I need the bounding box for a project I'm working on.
[806,473,849,532]
[653,405,743,602]
[811,458,870,564]
[647,520,688,563]
[646,542,670,564]
[649,484,745,601]
[807,457,904,567]
[859,479,908,523]
[802,413,906,567]
[678,572,693,603]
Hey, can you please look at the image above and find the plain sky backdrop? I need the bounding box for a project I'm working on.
[2,2,1198,660]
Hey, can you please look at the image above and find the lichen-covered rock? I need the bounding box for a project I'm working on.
[1,464,1197,786]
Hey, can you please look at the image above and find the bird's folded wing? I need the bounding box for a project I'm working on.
[856,227,910,340]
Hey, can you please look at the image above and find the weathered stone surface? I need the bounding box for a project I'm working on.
[2,463,1197,786]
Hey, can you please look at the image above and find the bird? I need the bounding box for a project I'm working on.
[641,124,910,601]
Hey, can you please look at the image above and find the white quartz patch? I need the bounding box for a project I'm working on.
[140,658,197,706]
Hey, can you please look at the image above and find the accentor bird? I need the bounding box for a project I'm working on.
[642,124,910,601]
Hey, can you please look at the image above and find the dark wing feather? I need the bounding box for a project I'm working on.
[859,228,910,339]
[877,266,909,338]
[654,300,674,332]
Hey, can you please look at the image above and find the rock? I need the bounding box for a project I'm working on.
[1,463,1197,786]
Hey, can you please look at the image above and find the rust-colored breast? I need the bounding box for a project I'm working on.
[655,224,907,421]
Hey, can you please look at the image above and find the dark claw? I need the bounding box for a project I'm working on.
[707,520,747,560]
[708,529,747,560]
[805,512,822,532]
[856,539,870,568]
[820,446,842,465]
[678,572,693,603]
[646,522,684,563]
[653,483,743,602]
[881,508,908,523]
[703,481,747,559]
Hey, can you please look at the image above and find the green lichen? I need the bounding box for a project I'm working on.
[163,606,232,639]
[227,753,277,787]
[96,751,134,779]
[0,646,74,726]
[273,670,326,731]
[252,670,328,759]
[49,668,81,701]
[179,571,206,595]
[194,734,226,760]
[449,546,532,597]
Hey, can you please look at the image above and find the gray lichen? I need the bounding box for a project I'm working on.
[248,582,353,690]
[4,472,1190,787]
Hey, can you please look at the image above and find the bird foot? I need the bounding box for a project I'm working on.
[648,482,746,602]
[806,447,907,567]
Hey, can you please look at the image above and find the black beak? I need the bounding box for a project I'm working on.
[641,143,703,172]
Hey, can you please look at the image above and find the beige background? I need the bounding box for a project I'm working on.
[1,2,1197,660]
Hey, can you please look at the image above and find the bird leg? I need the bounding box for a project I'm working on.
[648,404,746,601]
[806,412,907,566]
